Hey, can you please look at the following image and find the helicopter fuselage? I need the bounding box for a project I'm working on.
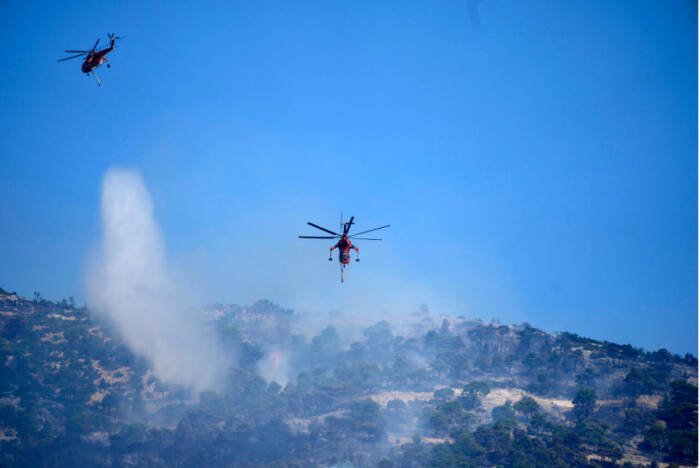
[335,236,354,264]
[81,47,113,74]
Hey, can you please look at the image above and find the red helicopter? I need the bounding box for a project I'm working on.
[299,216,390,282]
[57,33,124,86]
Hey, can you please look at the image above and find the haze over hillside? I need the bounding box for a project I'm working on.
[0,288,696,466]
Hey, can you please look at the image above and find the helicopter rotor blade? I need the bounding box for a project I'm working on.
[64,50,89,53]
[307,222,341,236]
[350,224,390,236]
[92,38,100,51]
[349,237,382,240]
[57,53,87,62]
[298,236,339,239]
[343,216,355,235]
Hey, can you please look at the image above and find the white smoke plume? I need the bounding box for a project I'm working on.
[86,168,230,394]
[257,347,291,386]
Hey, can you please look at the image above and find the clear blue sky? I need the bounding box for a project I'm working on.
[0,1,697,354]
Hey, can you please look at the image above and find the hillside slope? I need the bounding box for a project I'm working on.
[0,288,696,466]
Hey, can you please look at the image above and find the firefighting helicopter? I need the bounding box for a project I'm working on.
[57,33,124,86]
[299,216,390,282]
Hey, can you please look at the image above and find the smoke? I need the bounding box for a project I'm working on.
[257,347,291,386]
[86,168,230,394]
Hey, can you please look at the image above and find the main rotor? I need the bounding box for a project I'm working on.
[299,215,390,241]
[56,33,124,63]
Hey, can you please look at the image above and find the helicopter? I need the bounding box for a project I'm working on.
[299,215,390,282]
[57,33,124,86]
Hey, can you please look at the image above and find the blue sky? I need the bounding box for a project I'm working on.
[0,1,697,354]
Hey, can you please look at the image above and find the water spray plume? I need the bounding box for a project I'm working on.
[86,168,230,394]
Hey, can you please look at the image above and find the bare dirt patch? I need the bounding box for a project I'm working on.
[92,360,130,385]
[369,390,434,407]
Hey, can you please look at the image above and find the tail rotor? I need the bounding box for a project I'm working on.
[107,33,125,46]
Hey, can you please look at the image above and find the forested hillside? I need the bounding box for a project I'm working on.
[0,288,696,467]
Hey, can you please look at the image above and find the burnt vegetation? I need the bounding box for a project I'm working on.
[0,289,697,466]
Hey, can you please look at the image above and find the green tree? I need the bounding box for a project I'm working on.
[642,421,668,451]
[463,381,490,397]
[514,396,540,419]
[491,401,516,423]
[346,398,385,442]
[460,381,490,409]
[572,388,597,421]
[657,381,698,464]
